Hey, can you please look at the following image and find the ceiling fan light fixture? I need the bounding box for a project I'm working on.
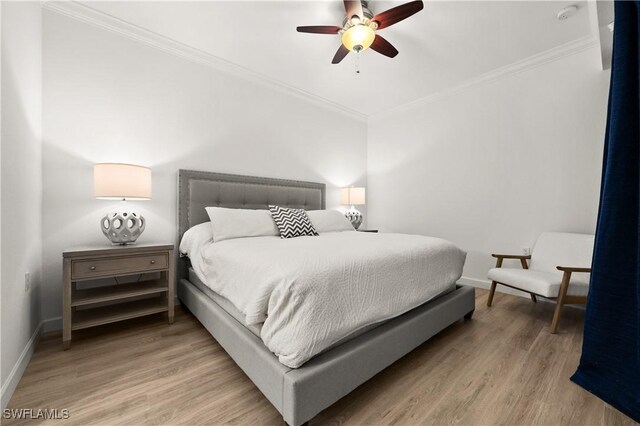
[341,24,375,52]
[298,0,423,64]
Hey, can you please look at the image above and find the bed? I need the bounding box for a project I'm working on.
[176,169,475,426]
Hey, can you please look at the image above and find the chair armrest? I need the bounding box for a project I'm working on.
[491,253,531,269]
[491,254,532,260]
[556,266,591,273]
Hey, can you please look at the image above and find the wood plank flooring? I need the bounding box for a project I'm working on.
[6,289,637,425]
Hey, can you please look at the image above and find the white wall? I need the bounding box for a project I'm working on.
[41,10,367,322]
[1,1,42,407]
[367,46,610,284]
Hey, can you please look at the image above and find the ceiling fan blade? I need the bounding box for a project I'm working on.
[372,0,424,30]
[370,35,399,58]
[332,44,350,64]
[297,25,342,34]
[344,0,364,19]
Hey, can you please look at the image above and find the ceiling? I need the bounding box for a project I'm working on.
[80,1,594,116]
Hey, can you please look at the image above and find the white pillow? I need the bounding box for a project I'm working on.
[205,207,280,242]
[179,221,213,257]
[306,210,355,233]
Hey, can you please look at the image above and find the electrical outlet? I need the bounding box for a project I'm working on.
[25,272,31,292]
[522,247,531,256]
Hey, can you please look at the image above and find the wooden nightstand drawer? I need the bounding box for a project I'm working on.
[72,253,169,280]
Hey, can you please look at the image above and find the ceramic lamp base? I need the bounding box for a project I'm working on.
[345,206,363,230]
[101,209,146,245]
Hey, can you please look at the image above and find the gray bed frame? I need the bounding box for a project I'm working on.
[176,169,475,426]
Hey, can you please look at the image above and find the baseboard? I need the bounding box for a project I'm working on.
[458,276,531,298]
[1,323,42,410]
[42,316,62,334]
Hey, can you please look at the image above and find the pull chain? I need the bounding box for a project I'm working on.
[355,51,360,74]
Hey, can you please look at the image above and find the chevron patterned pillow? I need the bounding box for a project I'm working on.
[269,205,319,239]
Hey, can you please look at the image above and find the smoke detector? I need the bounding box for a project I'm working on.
[557,5,578,20]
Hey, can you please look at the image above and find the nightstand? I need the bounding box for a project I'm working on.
[62,243,174,349]
[358,229,379,233]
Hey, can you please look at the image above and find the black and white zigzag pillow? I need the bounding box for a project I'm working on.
[269,205,319,239]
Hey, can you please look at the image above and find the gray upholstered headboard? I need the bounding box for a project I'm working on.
[177,169,326,243]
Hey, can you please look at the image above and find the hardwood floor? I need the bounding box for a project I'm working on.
[6,289,637,425]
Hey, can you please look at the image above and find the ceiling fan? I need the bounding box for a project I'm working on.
[297,0,424,64]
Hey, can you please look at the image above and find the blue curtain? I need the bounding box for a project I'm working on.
[570,1,640,422]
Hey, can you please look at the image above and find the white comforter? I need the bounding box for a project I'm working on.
[184,231,466,368]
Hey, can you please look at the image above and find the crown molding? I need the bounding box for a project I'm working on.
[42,1,368,122]
[43,1,599,123]
[369,34,599,121]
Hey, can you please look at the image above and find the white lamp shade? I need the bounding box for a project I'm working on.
[94,163,152,200]
[340,187,366,206]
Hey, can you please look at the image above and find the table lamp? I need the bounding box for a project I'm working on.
[340,187,365,230]
[94,163,151,244]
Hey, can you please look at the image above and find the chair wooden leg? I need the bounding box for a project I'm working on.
[487,281,498,307]
[530,293,537,303]
[550,271,572,334]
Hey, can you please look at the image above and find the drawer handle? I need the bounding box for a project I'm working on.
[89,266,96,271]
[150,260,156,265]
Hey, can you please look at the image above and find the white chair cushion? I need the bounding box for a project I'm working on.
[487,267,590,298]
